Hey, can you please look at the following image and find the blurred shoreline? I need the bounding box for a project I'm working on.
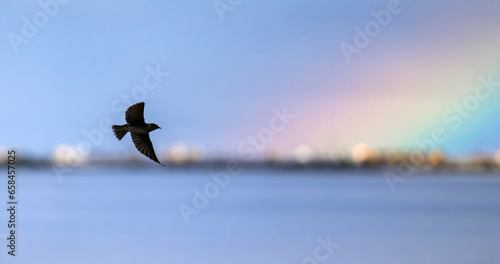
[3,155,500,174]
[4,143,500,173]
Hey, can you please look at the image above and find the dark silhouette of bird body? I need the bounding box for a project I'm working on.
[112,102,164,166]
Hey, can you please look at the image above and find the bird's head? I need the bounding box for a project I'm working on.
[148,123,161,132]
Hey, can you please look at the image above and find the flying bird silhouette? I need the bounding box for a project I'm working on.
[112,102,164,166]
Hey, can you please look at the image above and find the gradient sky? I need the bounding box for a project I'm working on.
[1,0,500,158]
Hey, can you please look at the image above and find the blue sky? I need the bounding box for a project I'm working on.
[2,0,500,158]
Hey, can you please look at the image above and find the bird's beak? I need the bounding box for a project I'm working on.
[159,127,162,129]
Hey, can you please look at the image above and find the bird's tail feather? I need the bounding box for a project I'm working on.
[112,125,128,141]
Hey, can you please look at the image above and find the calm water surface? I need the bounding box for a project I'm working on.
[1,167,499,264]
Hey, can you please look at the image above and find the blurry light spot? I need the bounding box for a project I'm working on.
[428,149,446,167]
[53,144,89,166]
[351,143,380,165]
[294,145,313,164]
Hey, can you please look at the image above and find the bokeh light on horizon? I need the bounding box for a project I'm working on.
[2,0,500,159]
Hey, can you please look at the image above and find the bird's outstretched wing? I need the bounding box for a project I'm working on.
[126,102,145,125]
[131,133,164,166]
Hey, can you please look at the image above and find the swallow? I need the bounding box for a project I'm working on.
[112,102,164,166]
